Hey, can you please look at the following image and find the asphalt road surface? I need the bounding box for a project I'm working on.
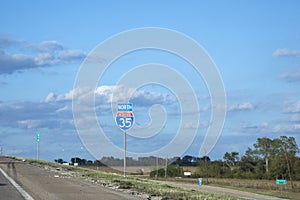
[0,157,137,200]
[0,167,24,200]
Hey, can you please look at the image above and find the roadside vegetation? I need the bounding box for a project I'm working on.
[13,157,237,200]
[150,136,300,200]
[151,136,299,182]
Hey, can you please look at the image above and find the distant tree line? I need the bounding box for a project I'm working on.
[172,155,211,166]
[57,155,211,167]
[54,157,94,165]
[193,136,300,190]
[151,136,300,183]
[54,136,299,184]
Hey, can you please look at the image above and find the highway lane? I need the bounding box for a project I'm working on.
[0,167,24,200]
[0,157,138,200]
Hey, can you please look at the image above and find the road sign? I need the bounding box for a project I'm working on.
[117,103,133,111]
[198,178,202,186]
[115,104,134,131]
[115,104,134,177]
[276,179,287,185]
[36,133,40,142]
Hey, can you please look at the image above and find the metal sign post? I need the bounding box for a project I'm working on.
[36,133,40,160]
[115,103,134,177]
[124,131,126,177]
[276,179,287,195]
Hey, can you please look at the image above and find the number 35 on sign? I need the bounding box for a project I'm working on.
[115,106,135,131]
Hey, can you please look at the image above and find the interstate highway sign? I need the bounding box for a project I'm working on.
[115,104,134,131]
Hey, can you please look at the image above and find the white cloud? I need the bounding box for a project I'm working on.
[35,41,64,53]
[46,85,176,106]
[95,85,134,104]
[233,121,269,134]
[228,102,255,112]
[34,53,57,66]
[293,124,300,130]
[283,100,300,113]
[273,48,300,58]
[0,35,26,48]
[0,85,173,131]
[55,105,69,113]
[46,87,94,103]
[272,124,300,133]
[280,71,300,82]
[59,49,86,62]
[2,85,178,130]
[18,119,41,129]
[45,92,57,103]
[131,90,176,106]
[0,50,36,73]
[183,121,209,129]
[0,36,86,74]
[288,114,300,122]
[0,100,72,130]
[260,121,269,128]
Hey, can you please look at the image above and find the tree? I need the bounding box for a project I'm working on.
[241,148,257,173]
[274,136,299,190]
[71,157,81,165]
[253,137,273,173]
[182,155,193,166]
[294,157,300,180]
[223,152,239,171]
[54,158,64,164]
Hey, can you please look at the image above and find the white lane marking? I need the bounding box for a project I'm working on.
[0,167,34,200]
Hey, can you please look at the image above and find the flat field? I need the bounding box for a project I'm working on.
[165,177,300,200]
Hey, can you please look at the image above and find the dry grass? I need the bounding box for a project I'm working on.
[84,165,154,174]
[208,178,300,200]
[166,177,300,200]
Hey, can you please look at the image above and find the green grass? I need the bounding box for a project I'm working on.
[12,157,239,200]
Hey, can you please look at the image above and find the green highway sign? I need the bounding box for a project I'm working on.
[36,133,40,142]
[276,179,287,185]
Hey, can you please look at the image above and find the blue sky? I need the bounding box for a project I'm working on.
[0,1,300,162]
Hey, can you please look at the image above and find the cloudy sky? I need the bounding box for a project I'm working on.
[0,1,300,162]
